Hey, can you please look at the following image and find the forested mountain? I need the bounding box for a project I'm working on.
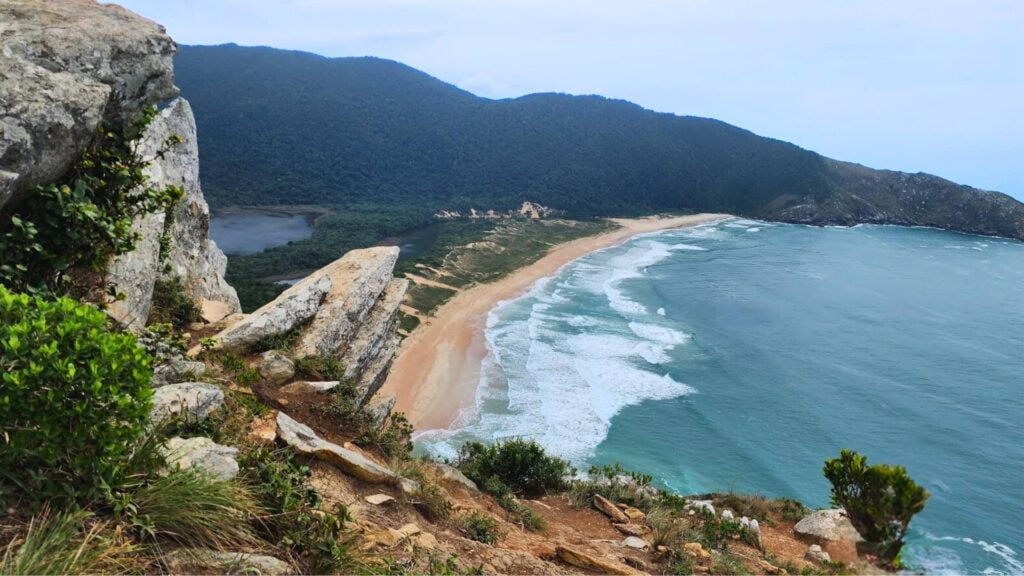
[174,44,1024,240]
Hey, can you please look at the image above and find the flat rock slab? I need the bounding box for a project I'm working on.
[163,436,239,481]
[556,545,644,575]
[365,493,395,506]
[595,494,630,523]
[794,508,864,542]
[276,411,397,484]
[151,382,223,423]
[163,549,291,575]
[280,380,340,394]
[622,536,649,550]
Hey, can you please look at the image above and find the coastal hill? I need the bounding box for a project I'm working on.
[175,43,1024,241]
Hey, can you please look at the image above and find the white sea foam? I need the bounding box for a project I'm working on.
[746,227,761,233]
[656,307,666,316]
[628,321,690,345]
[920,533,1023,574]
[670,243,707,251]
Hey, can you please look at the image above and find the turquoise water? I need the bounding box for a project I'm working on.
[421,220,1024,574]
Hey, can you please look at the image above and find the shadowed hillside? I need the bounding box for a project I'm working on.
[174,44,1024,241]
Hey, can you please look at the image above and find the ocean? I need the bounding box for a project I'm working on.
[419,219,1024,574]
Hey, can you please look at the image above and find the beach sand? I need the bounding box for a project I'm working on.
[379,213,730,431]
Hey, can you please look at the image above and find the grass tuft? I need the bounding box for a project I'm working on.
[0,508,132,575]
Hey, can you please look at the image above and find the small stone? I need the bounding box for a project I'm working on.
[721,509,735,521]
[365,493,395,505]
[248,411,278,445]
[280,380,339,394]
[613,523,647,537]
[414,531,438,550]
[258,350,295,385]
[805,544,831,564]
[623,506,646,522]
[683,542,711,561]
[392,523,421,540]
[622,536,648,550]
[163,550,291,575]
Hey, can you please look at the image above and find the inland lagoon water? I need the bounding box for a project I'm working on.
[421,220,1024,574]
[209,211,313,255]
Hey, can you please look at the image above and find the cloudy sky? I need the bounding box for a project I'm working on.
[113,0,1022,199]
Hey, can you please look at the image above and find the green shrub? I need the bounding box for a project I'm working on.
[0,106,182,295]
[0,286,154,506]
[358,412,414,460]
[824,449,929,566]
[240,448,357,573]
[146,277,201,329]
[459,511,502,544]
[294,354,346,381]
[456,439,574,498]
[568,463,661,512]
[476,477,546,532]
[412,482,453,523]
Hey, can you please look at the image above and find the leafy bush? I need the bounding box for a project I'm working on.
[459,511,502,544]
[0,106,182,295]
[0,286,154,506]
[240,448,357,573]
[456,439,575,498]
[477,477,546,532]
[824,449,929,565]
[146,277,200,329]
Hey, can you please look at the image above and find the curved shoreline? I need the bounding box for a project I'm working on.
[379,213,730,431]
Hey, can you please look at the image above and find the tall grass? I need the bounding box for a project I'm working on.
[128,468,259,549]
[0,509,132,575]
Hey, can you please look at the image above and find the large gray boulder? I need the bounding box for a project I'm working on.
[163,436,239,481]
[151,358,207,388]
[276,411,398,485]
[0,0,176,213]
[257,350,295,385]
[794,508,864,542]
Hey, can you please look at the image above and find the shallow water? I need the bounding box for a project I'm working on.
[421,221,1024,574]
[209,212,313,255]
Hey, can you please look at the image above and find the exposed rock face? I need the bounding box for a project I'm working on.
[794,508,864,542]
[152,98,240,314]
[107,98,239,328]
[556,544,643,575]
[291,247,400,359]
[595,494,630,523]
[163,436,239,481]
[210,246,407,403]
[150,382,224,423]
[0,0,177,213]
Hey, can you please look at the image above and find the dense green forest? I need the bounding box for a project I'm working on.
[176,44,1024,309]
[175,44,831,217]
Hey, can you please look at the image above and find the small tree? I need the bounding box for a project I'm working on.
[823,449,929,566]
[456,439,575,498]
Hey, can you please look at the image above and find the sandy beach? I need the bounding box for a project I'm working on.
[379,213,730,431]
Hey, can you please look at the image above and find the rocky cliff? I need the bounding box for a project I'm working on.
[106,97,241,328]
[0,0,176,213]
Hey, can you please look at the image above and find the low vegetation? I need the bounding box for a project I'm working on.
[147,277,202,329]
[455,439,575,498]
[458,511,502,545]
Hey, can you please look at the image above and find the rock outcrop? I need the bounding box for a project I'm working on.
[210,246,407,402]
[107,98,240,328]
[0,0,177,213]
[794,508,864,542]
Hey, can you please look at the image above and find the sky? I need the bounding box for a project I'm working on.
[112,0,1023,199]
